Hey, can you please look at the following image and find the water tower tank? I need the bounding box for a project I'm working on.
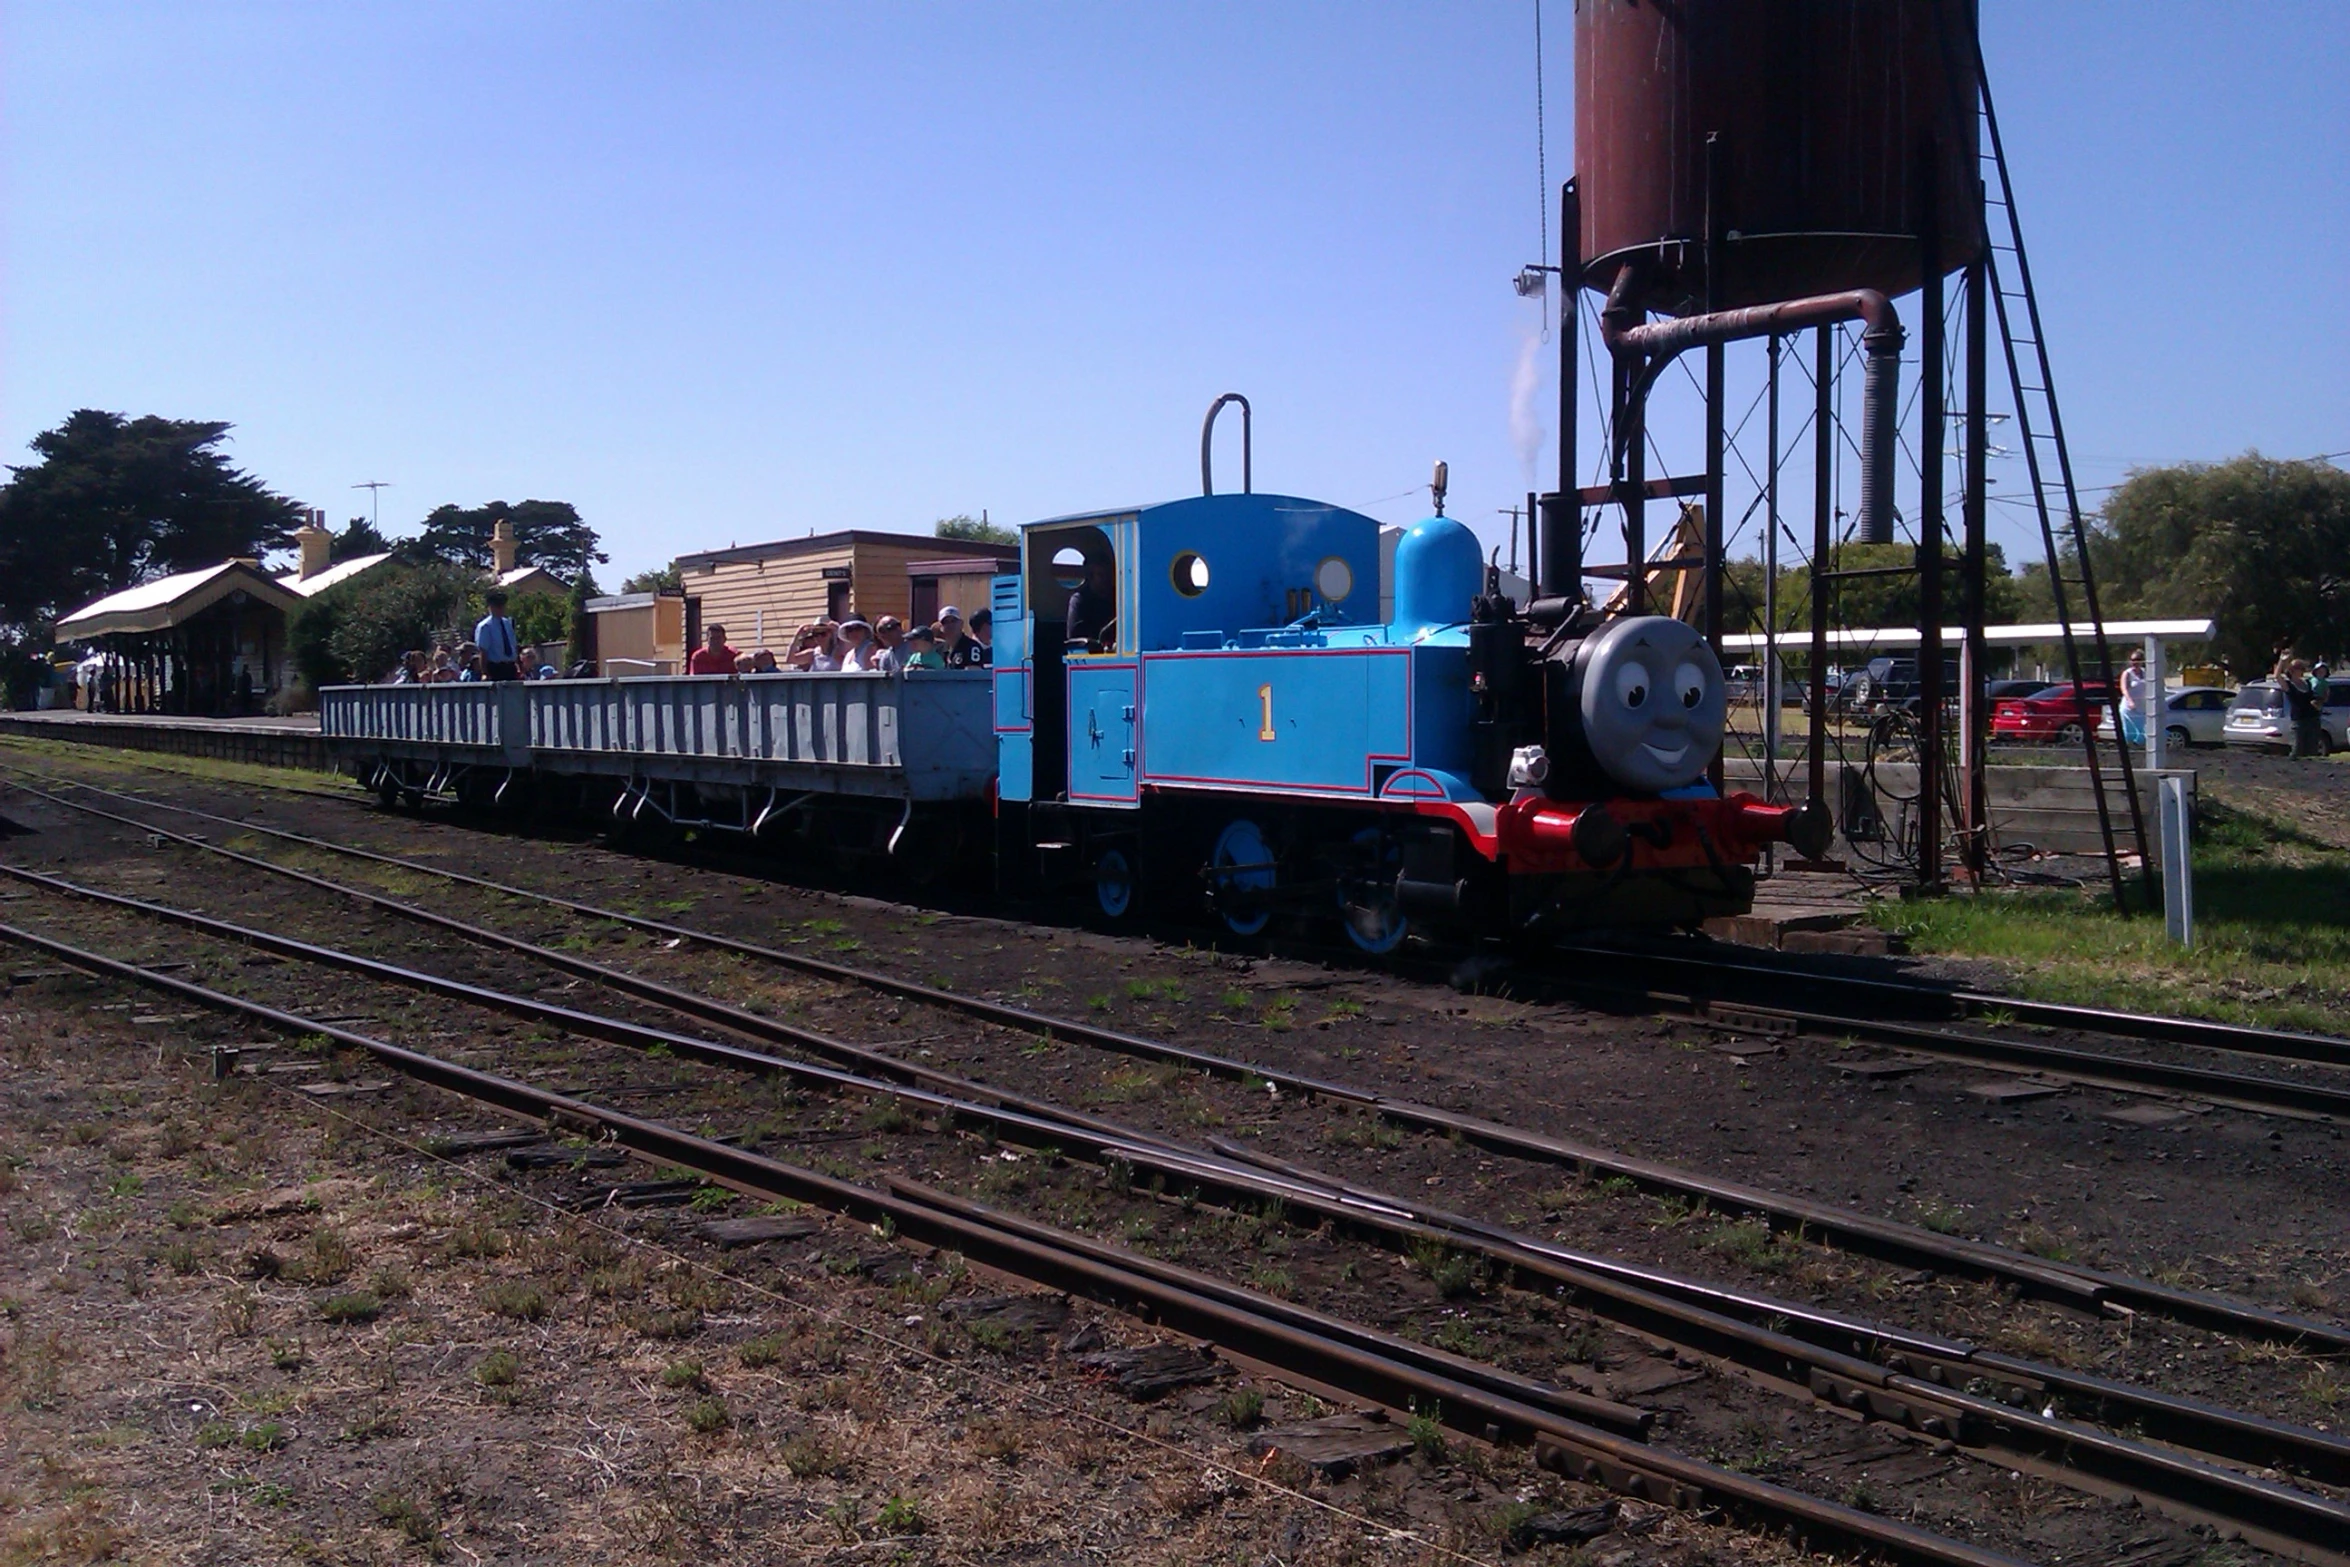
[1576,0,1984,317]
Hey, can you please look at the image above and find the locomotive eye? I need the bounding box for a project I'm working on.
[1674,661,1707,710]
[1614,661,1651,710]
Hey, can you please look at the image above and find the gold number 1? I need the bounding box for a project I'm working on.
[1257,684,1275,741]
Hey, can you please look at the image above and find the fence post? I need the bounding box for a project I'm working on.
[2159,775,2193,947]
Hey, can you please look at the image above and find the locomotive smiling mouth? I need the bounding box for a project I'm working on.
[1643,739,1689,766]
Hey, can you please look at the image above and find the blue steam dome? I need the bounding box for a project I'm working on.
[1389,514,1483,638]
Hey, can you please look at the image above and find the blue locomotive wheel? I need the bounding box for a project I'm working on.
[1208,818,1275,936]
[1337,827,1407,954]
[1094,846,1136,920]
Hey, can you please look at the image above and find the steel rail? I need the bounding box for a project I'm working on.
[12,773,2348,1356]
[15,761,2338,1069]
[1552,938,2350,1071]
[10,862,2350,1549]
[0,916,2035,1567]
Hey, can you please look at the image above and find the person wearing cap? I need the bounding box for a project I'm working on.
[902,624,947,671]
[940,605,979,669]
[687,623,739,676]
[837,617,878,671]
[474,590,522,680]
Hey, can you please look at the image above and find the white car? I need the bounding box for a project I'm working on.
[2097,685,2235,748]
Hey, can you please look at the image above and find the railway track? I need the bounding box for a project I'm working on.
[10,768,2348,1358]
[12,748,2344,1084]
[2,830,2348,1561]
[0,916,2036,1567]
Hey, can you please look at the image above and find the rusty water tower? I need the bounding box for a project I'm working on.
[1568,0,1984,547]
[1575,0,1983,317]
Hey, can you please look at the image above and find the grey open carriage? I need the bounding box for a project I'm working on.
[322,671,995,855]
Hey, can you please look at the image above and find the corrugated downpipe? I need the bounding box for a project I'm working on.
[1858,323,1903,545]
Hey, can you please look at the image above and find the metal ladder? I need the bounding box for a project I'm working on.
[1974,49,2153,912]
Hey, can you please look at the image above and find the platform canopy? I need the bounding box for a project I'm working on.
[55,560,302,640]
[1718,618,2217,653]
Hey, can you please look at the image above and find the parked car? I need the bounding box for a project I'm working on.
[1841,655,1961,714]
[1991,680,2116,744]
[1724,664,1805,707]
[2151,686,2237,748]
[2093,686,2235,746]
[1983,677,2053,704]
[2224,679,2350,754]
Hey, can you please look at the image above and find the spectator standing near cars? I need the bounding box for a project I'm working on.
[2284,656,2326,759]
[687,624,739,676]
[2118,648,2149,748]
[474,591,522,680]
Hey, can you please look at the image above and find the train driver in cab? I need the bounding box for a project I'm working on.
[1065,553,1116,653]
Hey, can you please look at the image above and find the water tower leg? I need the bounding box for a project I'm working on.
[1961,258,1991,879]
[1915,138,1946,894]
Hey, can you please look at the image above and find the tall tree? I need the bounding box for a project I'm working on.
[0,409,303,640]
[935,513,1014,546]
[414,499,605,579]
[621,563,682,593]
[2085,453,2350,675]
[332,514,396,563]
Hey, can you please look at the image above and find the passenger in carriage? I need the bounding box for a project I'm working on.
[788,621,842,671]
[390,650,427,684]
[838,617,879,672]
[964,607,992,668]
[687,624,739,676]
[748,648,781,673]
[869,615,907,675]
[901,624,946,671]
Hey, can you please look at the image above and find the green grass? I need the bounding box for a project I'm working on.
[1866,794,2350,1034]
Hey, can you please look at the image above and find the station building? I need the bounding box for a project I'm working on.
[674,530,1016,653]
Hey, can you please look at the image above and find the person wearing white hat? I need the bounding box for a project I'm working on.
[837,617,878,672]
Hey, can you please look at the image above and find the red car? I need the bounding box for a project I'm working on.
[1992,681,2115,744]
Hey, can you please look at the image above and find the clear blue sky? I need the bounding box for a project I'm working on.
[5,2,2343,588]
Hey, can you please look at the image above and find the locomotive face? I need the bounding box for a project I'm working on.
[1575,616,1727,793]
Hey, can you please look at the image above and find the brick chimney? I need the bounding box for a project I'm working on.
[491,518,518,577]
[294,508,332,580]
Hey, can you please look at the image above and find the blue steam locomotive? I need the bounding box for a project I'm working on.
[993,488,1823,947]
[325,484,1823,949]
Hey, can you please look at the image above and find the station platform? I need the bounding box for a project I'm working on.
[0,709,330,771]
[1703,866,1890,954]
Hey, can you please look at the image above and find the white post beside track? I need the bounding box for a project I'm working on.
[2159,774,2193,948]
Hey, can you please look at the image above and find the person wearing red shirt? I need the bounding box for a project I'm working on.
[686,624,739,676]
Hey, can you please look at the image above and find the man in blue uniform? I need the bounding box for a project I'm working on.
[474,591,521,681]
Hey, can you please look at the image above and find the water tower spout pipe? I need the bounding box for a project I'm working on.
[1604,289,1904,545]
